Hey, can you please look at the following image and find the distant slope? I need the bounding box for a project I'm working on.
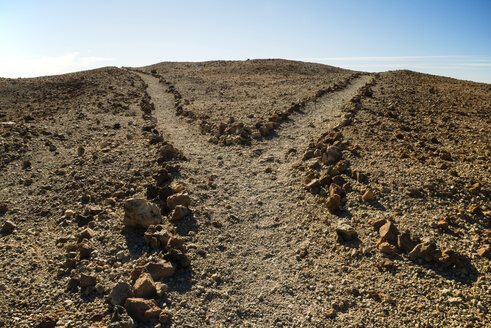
[138,59,359,126]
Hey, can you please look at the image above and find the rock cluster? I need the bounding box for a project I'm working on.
[103,255,177,325]
[140,143,191,220]
[204,75,361,146]
[143,226,190,268]
[106,256,176,324]
[148,69,361,146]
[373,219,470,268]
[299,129,369,213]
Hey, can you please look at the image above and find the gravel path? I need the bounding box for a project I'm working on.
[136,72,372,327]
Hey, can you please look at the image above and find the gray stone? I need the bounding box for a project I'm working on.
[109,281,132,306]
[169,205,189,221]
[326,146,341,163]
[336,221,357,241]
[109,305,134,328]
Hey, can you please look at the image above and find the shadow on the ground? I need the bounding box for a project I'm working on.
[363,199,387,211]
[378,251,480,285]
[414,258,480,285]
[123,227,149,259]
[335,208,354,220]
[172,210,198,236]
[337,235,362,249]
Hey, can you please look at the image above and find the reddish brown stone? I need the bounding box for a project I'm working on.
[476,246,490,259]
[378,242,398,255]
[379,221,399,242]
[145,261,176,280]
[326,194,341,212]
[124,298,160,322]
[133,273,156,298]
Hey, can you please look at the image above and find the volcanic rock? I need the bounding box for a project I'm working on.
[332,175,346,186]
[379,221,399,243]
[326,194,341,212]
[305,179,320,194]
[329,183,344,197]
[155,282,168,297]
[332,160,348,175]
[33,313,58,328]
[166,192,191,210]
[79,273,97,287]
[169,205,189,221]
[124,298,160,322]
[326,146,341,163]
[79,227,95,240]
[166,235,185,252]
[109,281,132,306]
[123,198,161,228]
[439,249,468,267]
[371,218,387,231]
[336,221,357,241]
[145,260,176,280]
[1,220,16,233]
[397,230,417,252]
[108,305,134,328]
[362,188,375,201]
[133,273,156,298]
[378,242,398,255]
[78,241,93,259]
[409,240,436,262]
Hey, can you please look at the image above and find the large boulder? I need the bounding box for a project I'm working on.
[123,198,161,228]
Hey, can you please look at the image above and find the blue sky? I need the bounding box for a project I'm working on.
[1,0,490,82]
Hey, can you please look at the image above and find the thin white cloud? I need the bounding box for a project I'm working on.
[334,63,491,69]
[301,55,472,62]
[0,52,113,78]
[460,63,491,67]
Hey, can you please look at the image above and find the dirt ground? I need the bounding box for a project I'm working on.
[0,60,489,327]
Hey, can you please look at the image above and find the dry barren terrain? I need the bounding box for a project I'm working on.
[0,60,489,328]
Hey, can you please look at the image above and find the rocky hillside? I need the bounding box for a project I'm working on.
[0,60,489,327]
